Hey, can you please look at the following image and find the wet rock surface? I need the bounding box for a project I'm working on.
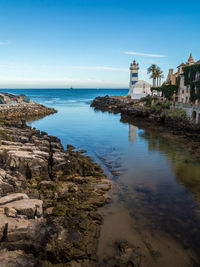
[0,118,111,266]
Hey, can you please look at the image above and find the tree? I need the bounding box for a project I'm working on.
[155,67,164,87]
[147,64,157,87]
[147,64,164,87]
[162,84,178,99]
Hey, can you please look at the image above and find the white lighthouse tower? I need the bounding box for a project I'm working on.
[128,60,139,96]
[128,60,151,99]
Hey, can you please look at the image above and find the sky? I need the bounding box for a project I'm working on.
[0,0,200,88]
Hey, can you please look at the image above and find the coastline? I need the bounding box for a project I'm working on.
[91,95,200,158]
[0,102,57,119]
[0,102,111,266]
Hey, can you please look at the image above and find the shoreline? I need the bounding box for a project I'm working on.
[91,95,200,265]
[91,95,200,158]
[0,103,111,266]
[0,101,57,119]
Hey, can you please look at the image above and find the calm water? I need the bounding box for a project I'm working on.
[2,89,200,266]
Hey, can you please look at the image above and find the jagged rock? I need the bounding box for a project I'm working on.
[0,114,111,266]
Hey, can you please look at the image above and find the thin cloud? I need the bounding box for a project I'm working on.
[64,66,128,72]
[123,51,167,58]
[0,41,11,45]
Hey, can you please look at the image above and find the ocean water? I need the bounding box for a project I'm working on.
[2,88,200,265]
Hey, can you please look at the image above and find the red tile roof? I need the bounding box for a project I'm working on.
[178,63,185,67]
[194,60,200,65]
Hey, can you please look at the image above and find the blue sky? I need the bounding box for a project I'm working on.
[0,0,200,88]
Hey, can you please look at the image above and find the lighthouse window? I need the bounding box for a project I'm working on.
[132,73,138,77]
[132,81,136,85]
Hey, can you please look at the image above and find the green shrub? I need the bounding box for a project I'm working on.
[155,101,170,109]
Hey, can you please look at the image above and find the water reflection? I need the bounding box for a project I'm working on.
[116,122,200,262]
[129,125,137,144]
[139,129,200,201]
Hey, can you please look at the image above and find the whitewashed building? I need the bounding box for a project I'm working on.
[128,60,151,99]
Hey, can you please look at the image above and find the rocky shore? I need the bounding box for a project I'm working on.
[91,95,199,131]
[0,102,57,119]
[0,107,111,266]
[91,95,200,158]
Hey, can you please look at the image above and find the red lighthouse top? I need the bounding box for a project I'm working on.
[133,60,136,65]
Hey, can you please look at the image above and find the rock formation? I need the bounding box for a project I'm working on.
[0,109,111,266]
[0,102,57,119]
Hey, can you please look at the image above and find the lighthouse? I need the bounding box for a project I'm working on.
[128,60,151,99]
[128,60,139,96]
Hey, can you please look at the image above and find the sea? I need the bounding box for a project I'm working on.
[1,88,200,266]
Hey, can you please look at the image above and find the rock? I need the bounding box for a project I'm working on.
[0,193,29,206]
[91,95,200,134]
[97,182,111,191]
[0,249,39,267]
[4,207,17,217]
[0,209,44,242]
[0,116,110,266]
[67,144,75,151]
[0,102,57,119]
[2,199,43,218]
[40,180,56,190]
[0,180,14,196]
[100,241,143,267]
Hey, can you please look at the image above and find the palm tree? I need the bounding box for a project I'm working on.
[155,67,164,87]
[147,64,157,87]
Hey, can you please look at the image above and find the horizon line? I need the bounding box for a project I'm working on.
[0,87,130,90]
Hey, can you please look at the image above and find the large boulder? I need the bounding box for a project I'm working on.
[0,193,29,206]
[2,198,43,218]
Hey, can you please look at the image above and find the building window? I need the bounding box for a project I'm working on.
[132,73,138,77]
[132,81,136,85]
[195,72,200,81]
[182,90,184,94]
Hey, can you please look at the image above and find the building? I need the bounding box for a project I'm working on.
[167,53,200,105]
[178,54,200,104]
[166,69,178,85]
[128,60,151,99]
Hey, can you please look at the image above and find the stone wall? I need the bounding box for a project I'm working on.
[172,103,200,124]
